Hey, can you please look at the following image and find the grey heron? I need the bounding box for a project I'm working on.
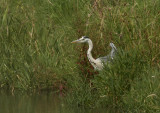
[71,36,117,70]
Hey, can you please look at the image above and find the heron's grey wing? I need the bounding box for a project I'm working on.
[109,43,117,58]
[98,55,112,63]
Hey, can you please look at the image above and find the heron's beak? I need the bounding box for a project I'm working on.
[71,39,80,43]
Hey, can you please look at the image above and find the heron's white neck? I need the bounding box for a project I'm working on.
[87,39,96,63]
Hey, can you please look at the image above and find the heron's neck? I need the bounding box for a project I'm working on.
[87,39,96,62]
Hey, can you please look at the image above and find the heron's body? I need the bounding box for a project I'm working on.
[72,36,117,70]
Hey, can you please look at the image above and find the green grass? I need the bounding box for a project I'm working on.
[0,0,160,112]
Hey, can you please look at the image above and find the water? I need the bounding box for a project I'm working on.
[0,90,110,113]
[0,90,70,113]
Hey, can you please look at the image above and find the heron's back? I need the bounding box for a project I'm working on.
[98,55,112,63]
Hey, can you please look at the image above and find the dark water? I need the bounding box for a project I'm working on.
[0,91,67,113]
[0,90,109,113]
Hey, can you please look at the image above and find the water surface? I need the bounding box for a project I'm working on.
[0,91,70,113]
[0,90,110,113]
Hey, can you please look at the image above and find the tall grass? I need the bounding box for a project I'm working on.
[0,0,160,112]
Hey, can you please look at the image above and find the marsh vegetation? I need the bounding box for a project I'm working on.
[0,0,160,112]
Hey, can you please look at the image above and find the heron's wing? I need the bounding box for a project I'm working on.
[98,55,111,63]
[98,43,117,64]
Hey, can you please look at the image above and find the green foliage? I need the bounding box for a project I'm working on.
[91,49,160,112]
[0,0,160,112]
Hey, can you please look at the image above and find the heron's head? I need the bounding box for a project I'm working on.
[71,36,89,43]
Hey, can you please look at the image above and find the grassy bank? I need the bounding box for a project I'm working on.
[0,0,160,112]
